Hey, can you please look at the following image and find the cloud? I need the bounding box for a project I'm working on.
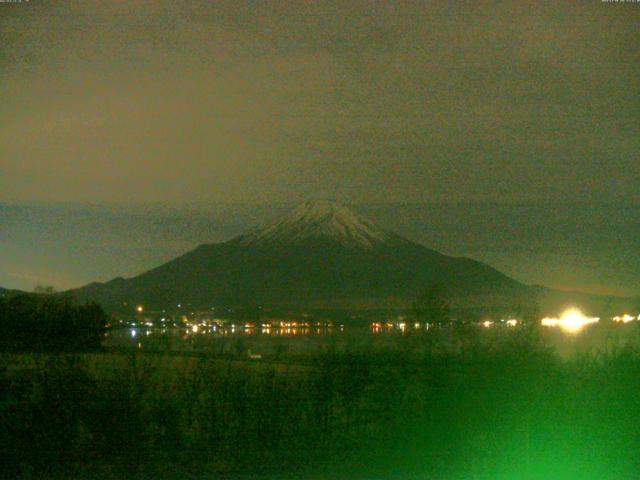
[0,0,638,204]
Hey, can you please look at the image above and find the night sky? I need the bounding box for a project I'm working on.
[1,1,639,296]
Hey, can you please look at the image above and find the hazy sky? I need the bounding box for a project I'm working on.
[1,0,638,204]
[1,1,639,297]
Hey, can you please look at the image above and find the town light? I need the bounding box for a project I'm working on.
[612,314,636,323]
[541,308,599,333]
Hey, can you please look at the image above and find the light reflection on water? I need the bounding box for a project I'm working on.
[103,317,640,358]
[106,322,404,353]
[105,323,357,355]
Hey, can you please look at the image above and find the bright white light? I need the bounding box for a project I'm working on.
[482,320,493,328]
[192,325,199,333]
[130,329,137,338]
[613,314,636,324]
[541,308,599,333]
[506,319,518,327]
[136,305,144,313]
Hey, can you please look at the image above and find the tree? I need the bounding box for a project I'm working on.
[0,295,107,352]
[34,285,57,294]
[412,284,451,326]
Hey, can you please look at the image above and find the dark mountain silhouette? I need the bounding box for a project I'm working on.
[0,287,26,299]
[69,201,627,314]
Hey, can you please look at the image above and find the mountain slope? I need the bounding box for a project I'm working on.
[71,201,534,311]
[0,287,27,299]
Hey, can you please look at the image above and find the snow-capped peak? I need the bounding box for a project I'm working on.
[235,200,399,249]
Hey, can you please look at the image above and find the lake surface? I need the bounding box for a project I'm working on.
[103,320,640,359]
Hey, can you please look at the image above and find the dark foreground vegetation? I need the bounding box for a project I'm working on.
[2,327,640,480]
[0,295,107,352]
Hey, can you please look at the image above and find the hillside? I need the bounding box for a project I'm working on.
[70,201,630,315]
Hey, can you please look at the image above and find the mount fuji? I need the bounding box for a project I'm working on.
[235,201,409,249]
[70,201,552,312]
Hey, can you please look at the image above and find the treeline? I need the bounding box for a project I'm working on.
[2,331,640,479]
[0,295,107,352]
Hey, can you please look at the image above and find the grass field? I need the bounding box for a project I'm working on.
[2,326,640,479]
